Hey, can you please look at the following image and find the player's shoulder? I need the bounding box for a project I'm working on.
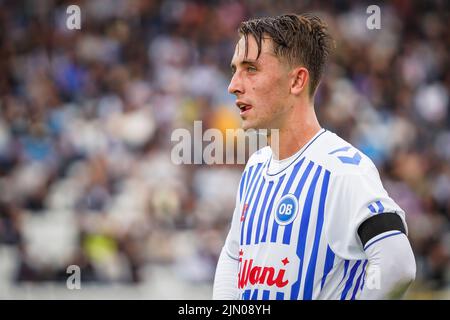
[245,146,272,169]
[307,129,377,177]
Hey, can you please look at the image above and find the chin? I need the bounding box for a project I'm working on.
[241,119,267,131]
[241,120,256,131]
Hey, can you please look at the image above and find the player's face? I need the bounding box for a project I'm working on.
[228,35,292,131]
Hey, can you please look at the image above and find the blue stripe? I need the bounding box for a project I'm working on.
[290,164,322,299]
[262,290,270,300]
[245,166,254,192]
[242,164,260,207]
[276,292,284,300]
[351,260,368,300]
[246,178,266,245]
[321,246,335,290]
[240,173,264,245]
[240,163,264,245]
[270,158,305,243]
[250,289,259,300]
[260,176,285,243]
[254,181,274,244]
[375,200,384,213]
[364,231,403,251]
[368,204,377,214]
[282,160,314,245]
[247,164,262,196]
[303,169,330,299]
[266,129,326,177]
[360,265,366,290]
[239,171,247,202]
[340,261,362,300]
[340,260,350,285]
[242,289,251,300]
[328,145,351,155]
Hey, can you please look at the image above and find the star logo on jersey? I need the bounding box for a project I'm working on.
[281,257,290,266]
[240,204,249,222]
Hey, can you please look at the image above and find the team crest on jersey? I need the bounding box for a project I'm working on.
[274,194,299,225]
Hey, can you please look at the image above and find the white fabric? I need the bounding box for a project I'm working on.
[266,146,303,175]
[359,232,416,299]
[213,230,416,300]
[324,164,407,260]
[213,193,241,300]
[213,129,413,300]
[212,246,239,300]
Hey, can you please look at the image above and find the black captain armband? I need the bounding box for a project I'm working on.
[357,212,406,247]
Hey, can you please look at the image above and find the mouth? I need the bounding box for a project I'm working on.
[236,102,253,116]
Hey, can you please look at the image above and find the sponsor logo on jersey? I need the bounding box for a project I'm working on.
[238,250,289,289]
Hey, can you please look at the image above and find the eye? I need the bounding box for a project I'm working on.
[247,65,257,72]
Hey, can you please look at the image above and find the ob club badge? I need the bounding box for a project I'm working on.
[274,194,299,225]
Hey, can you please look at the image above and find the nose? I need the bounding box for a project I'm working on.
[228,72,244,96]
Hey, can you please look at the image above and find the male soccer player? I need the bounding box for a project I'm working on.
[213,14,416,300]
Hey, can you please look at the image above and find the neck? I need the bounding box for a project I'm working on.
[269,103,321,160]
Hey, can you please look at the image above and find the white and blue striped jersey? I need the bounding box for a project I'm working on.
[223,128,407,300]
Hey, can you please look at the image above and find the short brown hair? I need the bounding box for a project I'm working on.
[238,13,334,96]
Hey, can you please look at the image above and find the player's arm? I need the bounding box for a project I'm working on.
[212,193,241,300]
[357,213,416,299]
[325,158,416,300]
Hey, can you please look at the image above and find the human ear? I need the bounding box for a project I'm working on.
[290,67,309,95]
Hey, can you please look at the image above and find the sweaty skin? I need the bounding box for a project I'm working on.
[228,35,322,160]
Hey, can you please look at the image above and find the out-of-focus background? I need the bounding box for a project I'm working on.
[0,0,449,299]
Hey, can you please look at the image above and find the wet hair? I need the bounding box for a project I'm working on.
[238,13,334,96]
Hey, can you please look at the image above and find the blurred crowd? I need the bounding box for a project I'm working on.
[0,0,449,297]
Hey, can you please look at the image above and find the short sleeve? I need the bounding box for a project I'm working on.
[324,165,407,260]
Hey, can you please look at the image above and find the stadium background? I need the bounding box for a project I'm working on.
[0,0,449,299]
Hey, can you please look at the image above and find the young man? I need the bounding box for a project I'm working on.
[213,14,416,300]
